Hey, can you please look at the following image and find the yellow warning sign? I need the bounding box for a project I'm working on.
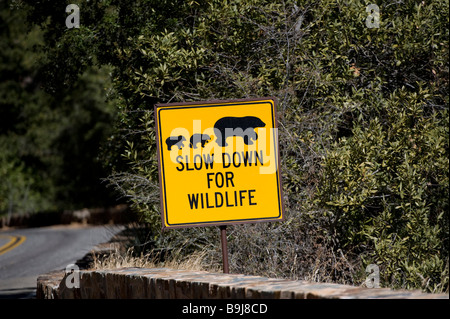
[155,98,284,229]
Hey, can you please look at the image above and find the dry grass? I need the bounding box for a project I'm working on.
[87,223,357,286]
[90,246,220,273]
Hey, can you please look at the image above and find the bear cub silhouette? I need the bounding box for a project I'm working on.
[214,116,266,147]
[165,135,186,151]
[190,134,211,149]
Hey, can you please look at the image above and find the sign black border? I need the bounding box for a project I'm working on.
[154,97,285,230]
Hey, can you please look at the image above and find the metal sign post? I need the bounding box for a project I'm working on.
[154,98,285,274]
[220,225,230,273]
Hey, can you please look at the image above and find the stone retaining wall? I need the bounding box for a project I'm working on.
[36,267,448,299]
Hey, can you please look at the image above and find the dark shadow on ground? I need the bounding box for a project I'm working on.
[0,286,36,299]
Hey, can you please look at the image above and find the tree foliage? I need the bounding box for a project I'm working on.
[0,1,118,216]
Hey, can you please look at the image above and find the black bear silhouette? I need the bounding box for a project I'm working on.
[165,135,186,151]
[214,116,266,147]
[190,134,211,149]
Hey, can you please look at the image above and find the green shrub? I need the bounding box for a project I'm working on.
[318,87,448,291]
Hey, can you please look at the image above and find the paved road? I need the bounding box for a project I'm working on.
[0,224,122,299]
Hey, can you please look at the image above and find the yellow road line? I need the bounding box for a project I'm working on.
[0,235,26,255]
